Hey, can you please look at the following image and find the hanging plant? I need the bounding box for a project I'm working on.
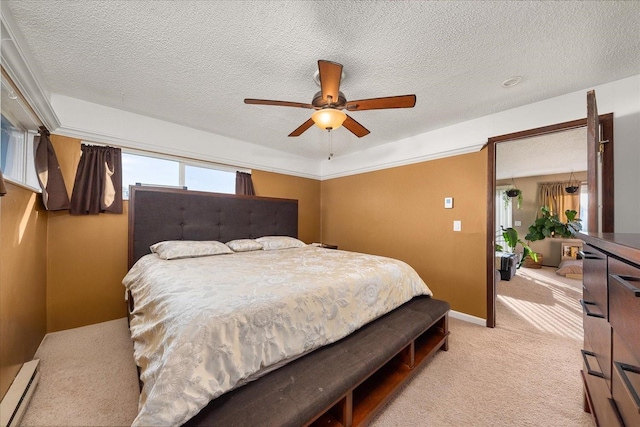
[502,188,523,209]
[502,178,523,209]
[565,171,579,194]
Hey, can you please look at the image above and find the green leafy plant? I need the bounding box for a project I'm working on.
[499,226,537,268]
[502,188,523,210]
[524,206,582,242]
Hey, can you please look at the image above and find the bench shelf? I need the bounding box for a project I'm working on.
[309,315,449,427]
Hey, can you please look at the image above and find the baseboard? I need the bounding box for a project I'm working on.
[0,359,40,427]
[449,310,487,327]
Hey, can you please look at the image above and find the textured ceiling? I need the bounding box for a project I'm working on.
[3,1,640,161]
[496,127,587,181]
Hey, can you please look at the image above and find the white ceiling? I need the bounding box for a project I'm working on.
[495,127,587,181]
[2,1,640,162]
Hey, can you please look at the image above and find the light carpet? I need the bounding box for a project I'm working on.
[20,319,139,427]
[371,267,592,426]
[21,266,593,426]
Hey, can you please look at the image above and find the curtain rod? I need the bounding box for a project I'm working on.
[79,140,251,174]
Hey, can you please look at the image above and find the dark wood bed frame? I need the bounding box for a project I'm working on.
[127,185,450,426]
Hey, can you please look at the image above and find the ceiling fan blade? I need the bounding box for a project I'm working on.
[288,118,315,137]
[342,114,370,138]
[345,95,416,111]
[318,60,343,106]
[244,99,315,109]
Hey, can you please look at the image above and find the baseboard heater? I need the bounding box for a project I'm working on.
[0,360,40,427]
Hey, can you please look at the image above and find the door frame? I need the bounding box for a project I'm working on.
[485,113,614,328]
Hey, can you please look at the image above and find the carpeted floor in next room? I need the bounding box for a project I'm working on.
[21,266,593,427]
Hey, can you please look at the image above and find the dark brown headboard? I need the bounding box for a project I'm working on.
[128,186,298,268]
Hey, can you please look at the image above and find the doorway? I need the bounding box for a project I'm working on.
[485,114,614,328]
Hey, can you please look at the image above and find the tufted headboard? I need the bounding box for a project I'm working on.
[128,186,298,268]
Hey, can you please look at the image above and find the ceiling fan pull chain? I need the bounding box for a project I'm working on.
[328,129,334,160]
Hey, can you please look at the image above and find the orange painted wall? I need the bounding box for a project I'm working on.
[321,151,488,318]
[46,206,130,332]
[252,169,321,244]
[45,135,129,331]
[0,183,47,399]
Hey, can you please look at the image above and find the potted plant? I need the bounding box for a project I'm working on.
[525,207,582,240]
[522,206,582,268]
[502,188,523,210]
[497,226,537,269]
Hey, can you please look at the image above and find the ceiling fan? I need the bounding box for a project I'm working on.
[244,60,416,138]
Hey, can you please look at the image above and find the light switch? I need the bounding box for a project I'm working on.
[453,220,461,231]
[444,197,453,209]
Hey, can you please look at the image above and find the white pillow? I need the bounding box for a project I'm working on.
[150,240,233,260]
[255,236,306,251]
[226,239,263,252]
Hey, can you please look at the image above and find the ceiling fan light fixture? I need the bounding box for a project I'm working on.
[311,108,346,130]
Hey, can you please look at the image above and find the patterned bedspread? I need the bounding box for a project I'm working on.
[123,245,432,426]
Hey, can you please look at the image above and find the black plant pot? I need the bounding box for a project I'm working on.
[506,189,520,197]
[565,186,579,194]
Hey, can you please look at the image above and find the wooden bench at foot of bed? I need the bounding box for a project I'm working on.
[184,296,450,427]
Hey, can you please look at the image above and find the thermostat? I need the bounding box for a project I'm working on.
[444,197,453,209]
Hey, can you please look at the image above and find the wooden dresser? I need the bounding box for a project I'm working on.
[579,233,640,427]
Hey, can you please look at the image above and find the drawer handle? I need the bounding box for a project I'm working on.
[610,274,640,297]
[578,250,604,260]
[581,350,605,378]
[580,299,605,318]
[613,361,640,413]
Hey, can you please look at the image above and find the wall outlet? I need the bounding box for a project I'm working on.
[453,220,461,231]
[514,220,522,226]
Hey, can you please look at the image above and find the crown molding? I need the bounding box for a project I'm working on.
[56,122,483,182]
[319,144,485,180]
[1,4,60,130]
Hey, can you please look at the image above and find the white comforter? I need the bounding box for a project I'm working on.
[123,245,432,426]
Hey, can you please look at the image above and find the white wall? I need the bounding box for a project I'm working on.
[51,94,322,180]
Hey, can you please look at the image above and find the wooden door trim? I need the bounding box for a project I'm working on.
[485,114,614,328]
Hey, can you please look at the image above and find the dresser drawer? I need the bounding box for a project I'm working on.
[612,331,640,427]
[582,245,609,318]
[609,258,640,357]
[583,354,624,427]
[583,286,612,388]
[583,310,612,389]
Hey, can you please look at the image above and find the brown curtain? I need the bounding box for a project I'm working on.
[236,171,255,196]
[70,144,122,215]
[0,168,7,196]
[538,181,580,222]
[34,126,70,210]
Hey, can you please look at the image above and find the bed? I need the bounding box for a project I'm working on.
[124,186,450,426]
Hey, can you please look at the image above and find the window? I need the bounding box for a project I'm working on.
[579,182,589,232]
[1,114,39,190]
[184,164,235,193]
[495,185,513,251]
[122,153,179,199]
[121,151,238,199]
